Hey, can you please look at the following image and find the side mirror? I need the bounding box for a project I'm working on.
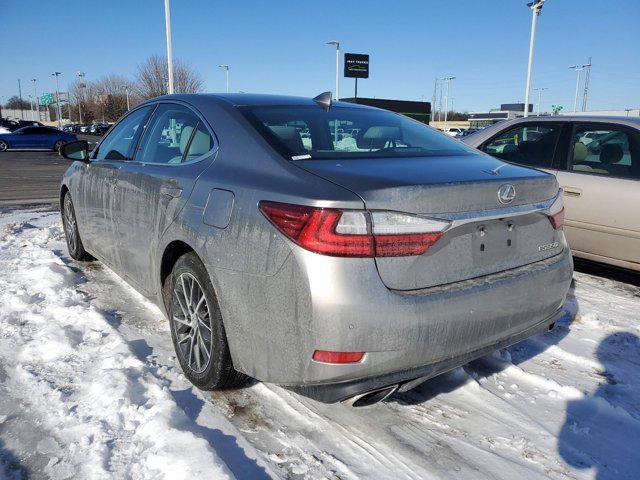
[60,140,90,162]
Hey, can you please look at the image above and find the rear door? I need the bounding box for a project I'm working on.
[554,122,640,266]
[12,127,35,148]
[114,102,217,294]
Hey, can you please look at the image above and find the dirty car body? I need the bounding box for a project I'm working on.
[60,94,572,404]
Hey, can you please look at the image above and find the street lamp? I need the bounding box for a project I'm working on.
[569,64,586,113]
[120,84,131,111]
[31,79,38,121]
[442,76,456,127]
[326,40,340,100]
[164,0,174,94]
[51,72,63,127]
[77,71,86,123]
[218,65,230,93]
[533,87,548,115]
[523,0,545,118]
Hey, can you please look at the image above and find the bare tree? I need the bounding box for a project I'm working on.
[135,54,203,99]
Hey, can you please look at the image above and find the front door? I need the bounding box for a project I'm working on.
[554,122,640,266]
[114,102,216,294]
[77,105,155,267]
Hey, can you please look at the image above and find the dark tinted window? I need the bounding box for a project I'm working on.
[482,123,561,168]
[136,104,212,164]
[240,105,473,160]
[95,106,153,161]
[567,124,640,180]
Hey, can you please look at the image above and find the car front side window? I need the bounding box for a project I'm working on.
[566,124,640,180]
[482,123,562,169]
[94,106,154,161]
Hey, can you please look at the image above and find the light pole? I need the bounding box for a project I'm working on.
[533,87,548,115]
[326,40,340,100]
[31,79,38,121]
[121,84,131,110]
[52,72,63,127]
[523,0,545,118]
[442,76,455,127]
[164,0,175,94]
[218,65,230,93]
[569,64,585,113]
[77,71,85,123]
[18,79,24,120]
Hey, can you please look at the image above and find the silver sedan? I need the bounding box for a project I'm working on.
[59,94,572,406]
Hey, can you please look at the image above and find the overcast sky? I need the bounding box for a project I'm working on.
[3,0,639,113]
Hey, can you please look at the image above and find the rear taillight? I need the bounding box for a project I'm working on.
[550,207,565,230]
[259,201,450,257]
[548,194,565,230]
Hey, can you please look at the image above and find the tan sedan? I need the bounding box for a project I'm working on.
[463,116,640,271]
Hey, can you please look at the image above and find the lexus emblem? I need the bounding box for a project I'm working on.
[497,184,516,204]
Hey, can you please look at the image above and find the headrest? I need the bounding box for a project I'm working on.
[600,143,623,165]
[180,126,194,154]
[363,126,401,140]
[573,141,588,162]
[269,126,303,152]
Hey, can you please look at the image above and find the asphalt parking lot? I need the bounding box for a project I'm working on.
[0,135,99,205]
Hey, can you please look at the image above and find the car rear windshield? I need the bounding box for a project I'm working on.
[239,105,474,160]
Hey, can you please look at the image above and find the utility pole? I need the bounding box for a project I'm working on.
[218,65,230,93]
[442,76,456,127]
[326,40,340,100]
[18,79,24,119]
[581,57,592,112]
[438,78,443,121]
[31,79,38,122]
[77,72,85,123]
[533,87,548,115]
[431,77,438,123]
[121,84,131,110]
[52,72,63,127]
[569,64,585,113]
[164,0,175,94]
[523,0,545,118]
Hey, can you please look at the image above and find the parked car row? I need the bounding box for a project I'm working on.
[62,123,111,135]
[0,125,77,152]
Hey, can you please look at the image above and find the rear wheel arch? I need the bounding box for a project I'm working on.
[60,185,69,210]
[160,240,198,311]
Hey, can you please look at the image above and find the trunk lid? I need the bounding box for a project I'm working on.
[295,155,562,290]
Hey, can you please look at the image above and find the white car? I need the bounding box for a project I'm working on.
[0,126,11,134]
[443,127,465,137]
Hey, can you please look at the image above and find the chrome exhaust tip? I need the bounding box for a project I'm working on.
[341,384,399,408]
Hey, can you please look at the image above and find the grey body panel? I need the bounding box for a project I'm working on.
[61,94,573,402]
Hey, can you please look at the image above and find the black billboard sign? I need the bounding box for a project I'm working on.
[344,53,369,78]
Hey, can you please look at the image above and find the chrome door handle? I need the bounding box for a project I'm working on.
[160,186,183,198]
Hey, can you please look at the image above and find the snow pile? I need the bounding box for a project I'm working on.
[0,213,233,479]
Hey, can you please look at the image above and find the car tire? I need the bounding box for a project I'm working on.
[168,252,248,390]
[0,140,8,152]
[62,192,93,261]
[54,140,66,152]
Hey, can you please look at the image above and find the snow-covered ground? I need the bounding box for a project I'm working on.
[0,207,638,480]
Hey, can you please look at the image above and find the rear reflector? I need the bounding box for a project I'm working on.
[312,350,364,364]
[259,201,449,258]
[550,207,565,230]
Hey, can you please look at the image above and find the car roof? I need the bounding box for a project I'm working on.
[491,115,640,128]
[142,93,373,110]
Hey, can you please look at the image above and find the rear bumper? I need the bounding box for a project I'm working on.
[212,245,573,398]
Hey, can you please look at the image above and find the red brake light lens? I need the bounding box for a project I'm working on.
[259,201,448,257]
[312,350,365,364]
[550,207,565,230]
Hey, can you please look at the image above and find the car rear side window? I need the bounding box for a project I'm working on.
[240,105,473,160]
[95,106,154,161]
[135,104,213,164]
[482,123,561,169]
[566,124,640,180]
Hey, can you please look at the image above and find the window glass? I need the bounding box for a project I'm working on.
[240,105,473,160]
[136,104,212,164]
[95,106,153,161]
[483,124,560,168]
[568,124,640,180]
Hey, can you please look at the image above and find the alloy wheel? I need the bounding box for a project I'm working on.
[0,141,7,152]
[63,195,78,253]
[54,140,65,152]
[171,273,214,374]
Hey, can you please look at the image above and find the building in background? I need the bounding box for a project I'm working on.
[341,97,431,124]
[468,103,533,129]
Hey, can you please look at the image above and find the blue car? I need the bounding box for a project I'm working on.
[0,126,77,152]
